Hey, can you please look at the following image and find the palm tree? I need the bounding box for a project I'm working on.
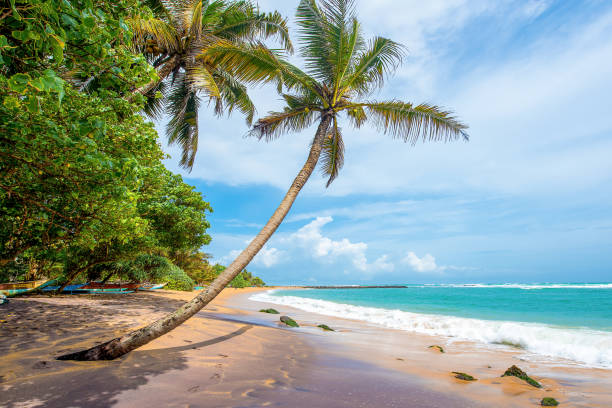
[131,0,293,168]
[57,0,468,361]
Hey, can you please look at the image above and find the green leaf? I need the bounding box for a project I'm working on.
[28,77,46,92]
[2,95,21,109]
[9,0,21,20]
[26,96,41,113]
[8,73,31,93]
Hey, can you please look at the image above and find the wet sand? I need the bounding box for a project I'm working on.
[0,288,610,407]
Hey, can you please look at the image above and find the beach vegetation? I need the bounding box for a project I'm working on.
[452,372,477,381]
[502,365,542,388]
[541,397,559,406]
[259,308,280,314]
[317,324,334,331]
[56,0,467,361]
[280,315,299,327]
[0,0,212,291]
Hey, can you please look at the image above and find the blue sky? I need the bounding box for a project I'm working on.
[159,0,612,285]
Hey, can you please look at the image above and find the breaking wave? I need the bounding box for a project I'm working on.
[251,290,612,369]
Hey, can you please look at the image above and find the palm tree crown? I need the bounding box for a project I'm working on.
[131,0,293,168]
[209,0,468,185]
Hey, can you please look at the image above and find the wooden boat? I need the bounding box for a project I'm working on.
[42,284,86,293]
[0,279,57,297]
[75,288,134,294]
[81,282,141,290]
[42,284,133,294]
[138,283,167,291]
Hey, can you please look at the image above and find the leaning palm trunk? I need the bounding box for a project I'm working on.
[57,115,332,361]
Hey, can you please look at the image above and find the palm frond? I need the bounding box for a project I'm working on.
[215,7,293,53]
[320,115,345,187]
[129,16,180,53]
[331,17,363,101]
[249,107,319,141]
[205,42,322,98]
[166,72,201,169]
[185,63,221,99]
[296,0,334,82]
[214,68,256,125]
[143,80,168,119]
[345,104,366,128]
[359,101,469,144]
[142,0,174,20]
[343,37,404,97]
[188,0,204,39]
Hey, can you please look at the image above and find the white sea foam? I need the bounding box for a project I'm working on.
[250,291,612,369]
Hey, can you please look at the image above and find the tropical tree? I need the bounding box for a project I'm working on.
[58,0,468,361]
[130,0,292,168]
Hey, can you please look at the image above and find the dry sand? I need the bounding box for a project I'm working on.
[0,288,610,407]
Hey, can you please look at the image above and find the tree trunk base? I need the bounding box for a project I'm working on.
[56,338,122,361]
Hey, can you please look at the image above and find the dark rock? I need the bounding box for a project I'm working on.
[259,308,280,314]
[452,371,477,381]
[541,397,559,406]
[317,324,334,331]
[501,365,542,388]
[428,345,445,353]
[279,315,299,327]
[32,361,51,369]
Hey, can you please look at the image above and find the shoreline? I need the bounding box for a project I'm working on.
[231,287,612,407]
[0,288,610,407]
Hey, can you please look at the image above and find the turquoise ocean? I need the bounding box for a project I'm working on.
[250,284,612,368]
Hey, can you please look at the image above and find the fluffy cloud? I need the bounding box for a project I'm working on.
[288,216,370,271]
[221,217,395,273]
[402,251,477,275]
[403,252,440,273]
[221,244,284,268]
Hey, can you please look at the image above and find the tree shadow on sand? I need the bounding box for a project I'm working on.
[0,296,252,408]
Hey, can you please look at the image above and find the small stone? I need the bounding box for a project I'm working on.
[428,345,445,353]
[259,308,280,314]
[280,315,299,327]
[541,397,559,406]
[317,324,334,331]
[501,365,541,388]
[33,361,51,369]
[452,371,477,381]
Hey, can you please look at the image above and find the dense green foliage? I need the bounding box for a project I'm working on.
[0,0,213,288]
[180,258,265,288]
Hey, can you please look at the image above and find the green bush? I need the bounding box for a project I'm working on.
[161,265,194,291]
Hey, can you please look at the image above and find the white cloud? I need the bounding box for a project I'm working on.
[372,255,395,272]
[402,251,476,275]
[403,251,440,273]
[221,244,284,268]
[220,216,396,273]
[256,246,284,267]
[289,216,370,271]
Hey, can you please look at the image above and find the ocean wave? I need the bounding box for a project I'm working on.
[250,291,612,369]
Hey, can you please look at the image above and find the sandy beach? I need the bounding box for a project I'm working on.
[1,288,610,408]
